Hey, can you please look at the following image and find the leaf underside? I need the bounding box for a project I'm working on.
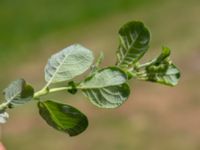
[4,79,34,107]
[82,83,130,108]
[45,44,94,84]
[80,67,130,108]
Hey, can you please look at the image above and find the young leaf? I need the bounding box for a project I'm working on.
[143,47,180,86]
[145,63,180,86]
[3,79,34,107]
[79,67,130,108]
[90,51,104,74]
[155,47,171,64]
[38,100,88,136]
[116,21,150,68]
[45,44,94,85]
[0,111,9,124]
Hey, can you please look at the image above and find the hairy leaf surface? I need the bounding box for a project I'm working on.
[38,100,88,136]
[45,44,94,85]
[117,21,150,68]
[79,67,130,108]
[4,79,34,107]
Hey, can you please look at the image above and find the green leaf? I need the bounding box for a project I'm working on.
[3,79,34,107]
[117,21,150,68]
[45,44,94,85]
[0,111,9,124]
[38,100,88,136]
[155,47,171,64]
[143,47,180,86]
[79,67,130,108]
[145,63,180,86]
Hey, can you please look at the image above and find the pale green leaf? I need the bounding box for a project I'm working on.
[79,67,130,108]
[45,44,94,85]
[38,100,88,136]
[0,111,9,124]
[4,79,34,107]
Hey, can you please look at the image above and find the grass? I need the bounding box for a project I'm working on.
[1,0,200,149]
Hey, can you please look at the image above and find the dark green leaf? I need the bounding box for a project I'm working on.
[38,100,88,136]
[4,79,34,107]
[45,44,94,85]
[79,67,130,108]
[117,21,150,68]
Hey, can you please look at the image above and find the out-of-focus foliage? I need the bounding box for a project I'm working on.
[0,0,150,64]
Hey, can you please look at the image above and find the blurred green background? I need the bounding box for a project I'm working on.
[0,0,200,149]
